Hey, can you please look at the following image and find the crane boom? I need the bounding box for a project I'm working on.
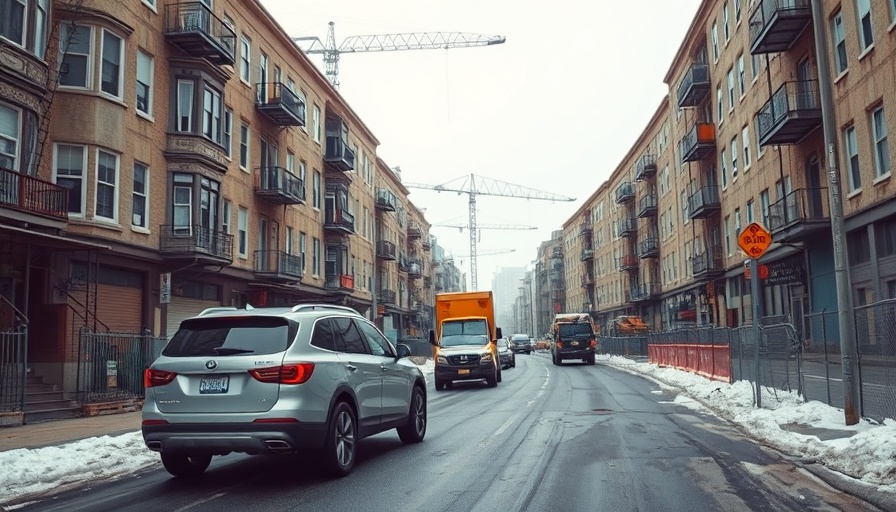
[294,22,506,89]
[405,174,575,289]
[432,223,536,231]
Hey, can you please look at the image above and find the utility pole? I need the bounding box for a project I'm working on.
[811,0,860,425]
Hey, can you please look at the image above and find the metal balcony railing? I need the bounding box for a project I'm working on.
[756,80,822,146]
[163,2,236,65]
[255,82,306,126]
[676,63,710,108]
[0,167,68,220]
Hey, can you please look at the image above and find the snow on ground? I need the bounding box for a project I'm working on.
[1,354,894,507]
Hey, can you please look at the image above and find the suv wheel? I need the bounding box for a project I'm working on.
[435,378,446,391]
[320,401,356,477]
[397,386,427,443]
[160,452,212,477]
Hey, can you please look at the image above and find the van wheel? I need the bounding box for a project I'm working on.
[435,378,445,391]
[320,401,356,477]
[160,452,212,477]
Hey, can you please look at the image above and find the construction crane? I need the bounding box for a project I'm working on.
[294,21,506,90]
[432,223,537,232]
[405,174,576,289]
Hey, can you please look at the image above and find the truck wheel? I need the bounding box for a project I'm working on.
[486,370,497,387]
[587,353,596,365]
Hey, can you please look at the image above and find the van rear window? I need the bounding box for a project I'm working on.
[558,323,592,337]
[163,316,296,357]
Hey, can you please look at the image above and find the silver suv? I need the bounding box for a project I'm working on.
[141,304,427,478]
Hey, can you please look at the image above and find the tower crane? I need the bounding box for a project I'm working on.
[405,174,575,289]
[432,223,537,232]
[294,22,506,90]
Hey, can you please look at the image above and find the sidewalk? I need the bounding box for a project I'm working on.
[0,412,142,451]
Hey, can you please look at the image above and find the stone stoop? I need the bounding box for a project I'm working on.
[23,373,81,424]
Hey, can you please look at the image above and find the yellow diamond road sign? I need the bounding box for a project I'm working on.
[738,222,772,258]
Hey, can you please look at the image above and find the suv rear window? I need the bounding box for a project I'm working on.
[163,316,297,357]
[558,323,592,337]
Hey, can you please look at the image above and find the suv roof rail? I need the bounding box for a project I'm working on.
[290,303,359,314]
[198,306,239,316]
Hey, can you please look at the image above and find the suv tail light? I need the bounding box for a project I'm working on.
[249,363,315,384]
[144,369,177,388]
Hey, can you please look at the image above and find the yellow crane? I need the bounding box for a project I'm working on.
[294,22,506,90]
[405,174,575,289]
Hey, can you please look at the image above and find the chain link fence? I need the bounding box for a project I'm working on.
[853,298,896,422]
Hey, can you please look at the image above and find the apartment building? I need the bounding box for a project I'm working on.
[0,0,435,407]
[545,0,896,338]
[534,231,564,337]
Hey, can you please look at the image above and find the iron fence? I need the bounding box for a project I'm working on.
[598,336,648,356]
[0,328,26,412]
[77,327,167,403]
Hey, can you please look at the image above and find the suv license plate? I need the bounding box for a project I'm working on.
[199,375,229,394]
[458,369,470,375]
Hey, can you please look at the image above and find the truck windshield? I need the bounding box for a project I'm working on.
[441,320,489,347]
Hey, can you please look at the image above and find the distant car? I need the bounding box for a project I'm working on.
[498,339,516,369]
[141,304,428,478]
[509,334,532,354]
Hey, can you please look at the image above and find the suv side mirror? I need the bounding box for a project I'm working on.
[396,343,411,359]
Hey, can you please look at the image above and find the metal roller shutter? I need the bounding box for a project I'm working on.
[166,297,221,337]
[96,284,143,332]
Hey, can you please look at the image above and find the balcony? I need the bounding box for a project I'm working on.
[693,246,725,278]
[630,283,660,303]
[579,219,593,235]
[254,250,302,282]
[255,82,306,126]
[617,217,637,238]
[378,289,396,305]
[324,207,355,234]
[688,186,721,219]
[254,167,304,205]
[552,246,563,258]
[408,259,423,277]
[637,193,657,218]
[581,248,594,261]
[163,2,236,66]
[679,122,716,163]
[324,116,355,172]
[618,254,639,272]
[0,167,68,222]
[636,153,657,181]
[615,182,635,204]
[749,0,812,55]
[767,188,830,242]
[160,224,233,265]
[581,273,595,286]
[376,240,397,260]
[421,238,431,251]
[757,80,822,147]
[325,273,354,294]
[639,237,659,259]
[676,63,710,108]
[408,222,423,239]
[376,188,398,211]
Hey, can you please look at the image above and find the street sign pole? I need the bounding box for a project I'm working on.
[750,257,762,408]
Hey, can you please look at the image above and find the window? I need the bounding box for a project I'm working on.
[313,169,321,208]
[300,231,307,273]
[831,11,848,74]
[723,2,730,41]
[100,29,123,98]
[716,86,723,124]
[847,229,871,264]
[313,237,321,275]
[711,21,719,61]
[871,107,890,177]
[737,54,745,97]
[725,215,732,255]
[0,103,20,170]
[173,173,192,234]
[53,144,86,216]
[223,108,232,158]
[297,89,308,126]
[95,149,119,222]
[286,150,294,173]
[720,149,728,188]
[760,189,770,226]
[731,136,739,177]
[136,50,153,116]
[751,53,761,82]
[202,86,222,141]
[734,0,741,22]
[844,125,861,190]
[312,104,321,143]
[727,67,735,110]
[240,35,250,83]
[132,162,148,229]
[742,125,751,169]
[59,24,91,88]
[856,0,874,51]
[222,200,231,234]
[237,207,248,257]
[239,122,249,170]
[875,216,896,257]
[746,199,754,223]
[1,0,25,46]
[176,80,194,131]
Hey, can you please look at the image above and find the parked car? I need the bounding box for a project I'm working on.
[509,333,532,354]
[142,304,428,478]
[498,339,516,369]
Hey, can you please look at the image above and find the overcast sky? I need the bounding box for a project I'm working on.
[262,0,703,287]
